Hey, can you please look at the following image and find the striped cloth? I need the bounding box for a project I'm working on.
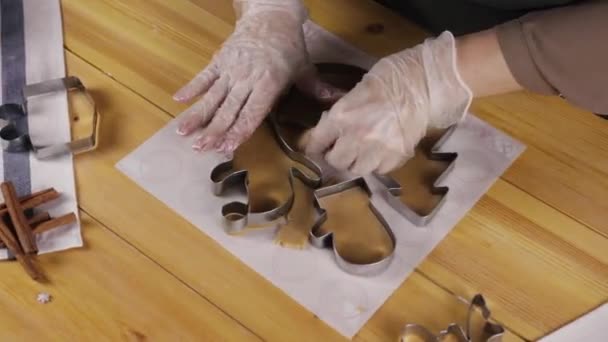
[0,0,81,259]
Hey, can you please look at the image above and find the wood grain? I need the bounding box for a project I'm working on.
[355,273,524,342]
[0,212,257,341]
[62,0,608,240]
[58,0,608,340]
[419,181,608,338]
[62,50,524,341]
[66,51,346,341]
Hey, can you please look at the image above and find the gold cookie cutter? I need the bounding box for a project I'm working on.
[0,76,100,159]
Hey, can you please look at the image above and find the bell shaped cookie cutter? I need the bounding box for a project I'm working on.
[0,76,100,159]
[210,118,323,234]
[309,177,396,276]
[399,294,505,341]
[374,126,458,227]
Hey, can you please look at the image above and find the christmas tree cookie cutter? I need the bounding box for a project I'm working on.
[374,126,458,227]
[399,294,505,341]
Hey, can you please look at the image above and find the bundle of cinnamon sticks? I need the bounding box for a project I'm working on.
[0,181,77,281]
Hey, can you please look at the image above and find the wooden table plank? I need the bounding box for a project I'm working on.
[0,212,258,341]
[67,50,346,341]
[68,46,518,341]
[356,272,524,342]
[62,0,608,239]
[419,181,608,339]
[66,43,606,341]
[66,48,525,342]
[60,0,608,339]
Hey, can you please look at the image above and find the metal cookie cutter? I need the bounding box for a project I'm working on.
[374,126,458,226]
[0,76,100,159]
[399,294,505,342]
[210,118,323,234]
[309,177,396,276]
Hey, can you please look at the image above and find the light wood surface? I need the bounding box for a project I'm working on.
[0,0,604,340]
[0,212,257,341]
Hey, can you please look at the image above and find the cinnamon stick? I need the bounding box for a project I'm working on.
[15,254,44,281]
[0,220,21,254]
[21,189,59,211]
[1,182,37,254]
[0,188,59,218]
[0,220,41,280]
[28,212,51,227]
[0,212,50,248]
[34,213,77,235]
[0,188,55,211]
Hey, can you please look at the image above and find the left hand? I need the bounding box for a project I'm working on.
[303,31,473,175]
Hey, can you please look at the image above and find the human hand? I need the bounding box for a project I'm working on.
[174,0,340,154]
[303,31,473,175]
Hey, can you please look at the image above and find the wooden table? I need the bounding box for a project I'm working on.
[1,0,606,340]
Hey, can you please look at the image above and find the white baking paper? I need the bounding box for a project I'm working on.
[116,21,525,338]
[0,0,81,259]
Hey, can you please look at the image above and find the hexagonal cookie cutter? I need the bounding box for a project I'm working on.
[210,117,323,234]
[0,76,100,159]
[374,126,458,227]
[399,294,505,341]
[309,177,396,276]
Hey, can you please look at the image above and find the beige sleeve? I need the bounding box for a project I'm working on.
[496,1,608,114]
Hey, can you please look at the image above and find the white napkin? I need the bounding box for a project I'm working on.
[0,0,81,259]
[116,20,525,338]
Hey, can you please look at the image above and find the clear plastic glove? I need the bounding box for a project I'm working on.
[174,0,340,153]
[303,31,473,175]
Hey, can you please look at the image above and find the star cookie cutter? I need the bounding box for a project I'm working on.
[309,177,396,276]
[399,294,505,342]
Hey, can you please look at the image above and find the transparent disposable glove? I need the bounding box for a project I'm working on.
[304,31,473,175]
[174,0,339,153]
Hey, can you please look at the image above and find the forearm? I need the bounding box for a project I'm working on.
[482,1,607,114]
[456,28,522,98]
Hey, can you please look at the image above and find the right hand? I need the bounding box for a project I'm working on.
[174,0,341,154]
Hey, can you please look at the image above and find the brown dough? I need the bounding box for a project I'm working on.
[273,176,318,248]
[214,122,318,215]
[387,128,452,216]
[274,63,368,140]
[271,64,368,247]
[314,187,394,265]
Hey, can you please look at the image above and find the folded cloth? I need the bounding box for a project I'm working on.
[0,0,82,259]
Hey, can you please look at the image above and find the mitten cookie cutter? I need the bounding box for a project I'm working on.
[0,76,100,159]
[210,118,323,234]
[399,294,505,342]
[309,177,396,276]
[374,126,458,227]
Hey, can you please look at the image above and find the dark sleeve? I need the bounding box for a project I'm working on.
[495,1,608,114]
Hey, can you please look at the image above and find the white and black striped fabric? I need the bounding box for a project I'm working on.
[0,0,81,259]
